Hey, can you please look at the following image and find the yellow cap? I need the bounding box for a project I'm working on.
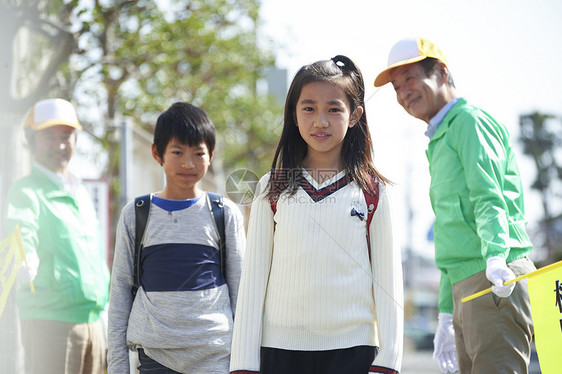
[374,37,448,87]
[24,98,82,131]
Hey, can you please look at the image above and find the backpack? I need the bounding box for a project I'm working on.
[131,192,226,297]
[269,180,379,262]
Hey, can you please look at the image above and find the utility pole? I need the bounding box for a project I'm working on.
[119,118,132,210]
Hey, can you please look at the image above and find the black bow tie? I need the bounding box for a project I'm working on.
[351,207,364,221]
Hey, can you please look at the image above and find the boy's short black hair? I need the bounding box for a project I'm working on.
[153,102,216,159]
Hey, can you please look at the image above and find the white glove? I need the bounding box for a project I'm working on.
[17,253,39,283]
[433,312,458,373]
[486,256,516,298]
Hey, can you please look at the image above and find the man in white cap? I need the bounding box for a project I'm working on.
[5,98,109,374]
[375,38,536,373]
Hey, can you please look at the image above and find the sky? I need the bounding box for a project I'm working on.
[259,0,562,258]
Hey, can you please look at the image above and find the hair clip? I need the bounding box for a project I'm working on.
[332,57,345,68]
[331,56,346,70]
[331,55,352,72]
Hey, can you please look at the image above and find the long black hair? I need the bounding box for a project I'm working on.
[267,55,389,200]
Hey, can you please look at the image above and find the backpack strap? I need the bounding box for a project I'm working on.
[133,194,151,297]
[207,192,226,277]
[270,171,279,214]
[364,180,379,263]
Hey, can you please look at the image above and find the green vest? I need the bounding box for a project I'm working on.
[5,167,109,323]
[426,98,532,313]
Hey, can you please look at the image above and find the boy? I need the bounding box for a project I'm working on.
[107,102,246,373]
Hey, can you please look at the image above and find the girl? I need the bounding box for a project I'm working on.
[230,56,403,374]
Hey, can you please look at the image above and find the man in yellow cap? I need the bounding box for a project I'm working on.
[375,38,536,373]
[4,98,109,374]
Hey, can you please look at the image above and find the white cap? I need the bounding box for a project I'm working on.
[374,37,448,87]
[24,98,82,131]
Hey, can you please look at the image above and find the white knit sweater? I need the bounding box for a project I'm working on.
[230,170,403,373]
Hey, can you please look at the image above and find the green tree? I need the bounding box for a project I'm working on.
[0,0,283,242]
[519,111,562,264]
[0,0,83,207]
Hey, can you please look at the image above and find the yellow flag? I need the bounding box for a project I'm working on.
[0,227,24,317]
[528,261,562,374]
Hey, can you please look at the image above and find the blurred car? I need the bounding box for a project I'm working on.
[404,318,435,351]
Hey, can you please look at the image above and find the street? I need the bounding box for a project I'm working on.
[402,349,443,374]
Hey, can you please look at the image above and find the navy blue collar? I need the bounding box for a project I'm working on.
[152,194,201,212]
